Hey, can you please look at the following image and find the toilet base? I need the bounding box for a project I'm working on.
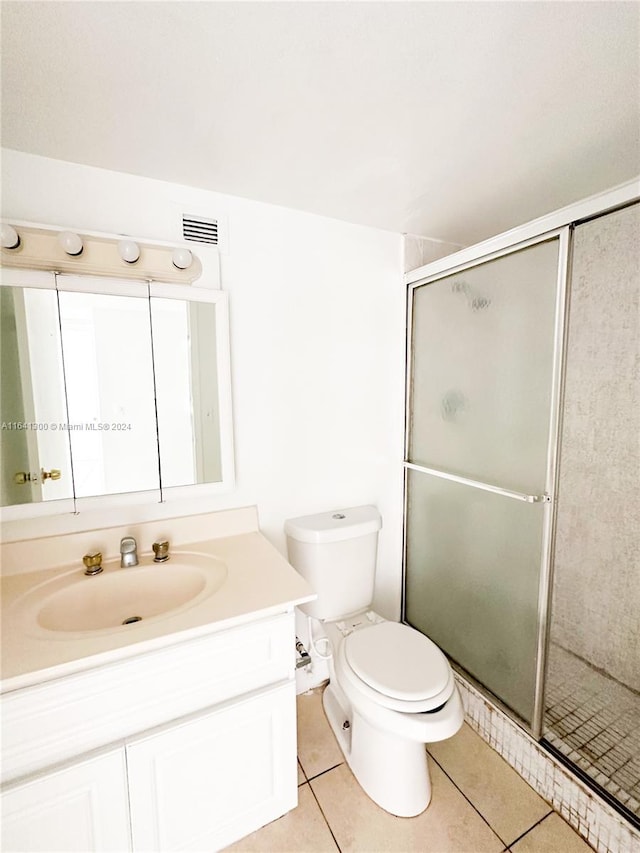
[322,683,432,818]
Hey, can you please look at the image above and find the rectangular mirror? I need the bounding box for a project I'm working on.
[150,286,222,489]
[1,270,234,517]
[149,282,233,497]
[0,271,74,512]
[57,277,160,499]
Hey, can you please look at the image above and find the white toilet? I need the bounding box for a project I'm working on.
[285,505,463,818]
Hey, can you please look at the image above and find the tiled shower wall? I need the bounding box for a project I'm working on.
[456,674,640,853]
[551,203,640,691]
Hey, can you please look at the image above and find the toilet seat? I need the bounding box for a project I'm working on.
[336,621,456,713]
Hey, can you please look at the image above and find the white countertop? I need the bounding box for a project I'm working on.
[1,530,315,693]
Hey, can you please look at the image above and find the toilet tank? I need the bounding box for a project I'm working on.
[284,505,382,620]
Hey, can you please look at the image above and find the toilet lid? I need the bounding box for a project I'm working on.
[344,621,451,701]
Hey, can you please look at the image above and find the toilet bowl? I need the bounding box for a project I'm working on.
[313,609,463,817]
[285,504,464,817]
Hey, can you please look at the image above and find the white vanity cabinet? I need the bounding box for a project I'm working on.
[127,682,297,852]
[1,611,299,853]
[1,748,131,853]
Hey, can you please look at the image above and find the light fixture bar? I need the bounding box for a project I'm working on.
[0,222,203,284]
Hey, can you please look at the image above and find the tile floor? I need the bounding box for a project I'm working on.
[228,687,594,852]
[544,642,640,818]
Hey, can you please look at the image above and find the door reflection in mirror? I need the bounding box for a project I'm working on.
[150,297,221,488]
[57,290,159,498]
[0,285,73,505]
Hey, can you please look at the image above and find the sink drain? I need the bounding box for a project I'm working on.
[122,615,143,625]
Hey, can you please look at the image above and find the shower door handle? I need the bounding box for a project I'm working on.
[403,462,551,504]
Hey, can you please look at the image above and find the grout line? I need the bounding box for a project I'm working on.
[506,810,554,849]
[304,761,345,783]
[544,667,640,809]
[426,750,511,847]
[306,769,343,853]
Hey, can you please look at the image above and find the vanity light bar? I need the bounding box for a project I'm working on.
[0,222,203,284]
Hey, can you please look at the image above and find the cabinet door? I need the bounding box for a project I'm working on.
[127,682,297,852]
[1,748,131,852]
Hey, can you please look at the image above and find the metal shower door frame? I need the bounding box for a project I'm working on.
[401,226,571,739]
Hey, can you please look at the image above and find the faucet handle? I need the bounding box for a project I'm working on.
[83,551,103,576]
[152,539,170,562]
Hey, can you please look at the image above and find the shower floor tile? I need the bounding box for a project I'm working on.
[544,642,640,819]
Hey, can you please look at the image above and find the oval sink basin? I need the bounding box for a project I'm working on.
[34,552,227,633]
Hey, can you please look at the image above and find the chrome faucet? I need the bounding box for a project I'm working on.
[120,536,138,568]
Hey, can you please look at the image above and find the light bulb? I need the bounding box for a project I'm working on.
[118,239,140,263]
[1,224,20,249]
[58,231,83,256]
[172,247,193,270]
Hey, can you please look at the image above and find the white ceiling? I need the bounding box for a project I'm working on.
[2,2,639,245]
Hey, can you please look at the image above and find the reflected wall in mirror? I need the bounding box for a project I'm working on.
[57,284,159,498]
[0,276,73,507]
[150,291,221,489]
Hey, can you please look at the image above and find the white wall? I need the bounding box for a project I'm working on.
[403,234,464,272]
[1,149,405,620]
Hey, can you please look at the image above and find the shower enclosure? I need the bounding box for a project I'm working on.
[403,197,639,825]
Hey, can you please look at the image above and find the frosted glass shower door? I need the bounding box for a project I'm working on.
[404,236,564,727]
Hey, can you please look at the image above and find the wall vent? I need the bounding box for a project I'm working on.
[182,214,219,246]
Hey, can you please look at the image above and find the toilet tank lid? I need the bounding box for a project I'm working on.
[284,505,382,544]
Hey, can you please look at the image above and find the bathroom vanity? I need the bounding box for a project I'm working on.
[0,507,315,852]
